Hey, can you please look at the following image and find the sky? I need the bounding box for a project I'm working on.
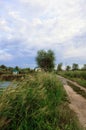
[0,0,86,68]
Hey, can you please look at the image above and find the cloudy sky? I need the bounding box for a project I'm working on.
[0,0,86,68]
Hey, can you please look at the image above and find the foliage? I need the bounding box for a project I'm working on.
[36,50,55,71]
[68,81,86,99]
[0,65,7,69]
[59,71,86,79]
[66,65,71,71]
[0,64,34,75]
[57,63,63,71]
[81,64,86,71]
[0,73,82,130]
[73,78,86,88]
[72,63,79,71]
[58,71,86,88]
[14,66,20,71]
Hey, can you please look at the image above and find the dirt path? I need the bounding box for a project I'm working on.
[58,75,86,92]
[58,75,86,129]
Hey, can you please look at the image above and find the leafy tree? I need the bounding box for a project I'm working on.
[15,66,20,71]
[66,65,71,71]
[8,67,13,71]
[57,63,63,71]
[0,64,7,69]
[72,63,79,71]
[81,64,86,70]
[36,50,55,71]
[7,67,13,74]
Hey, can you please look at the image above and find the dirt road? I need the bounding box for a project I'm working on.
[58,75,86,129]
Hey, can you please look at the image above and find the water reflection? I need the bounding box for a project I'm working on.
[0,81,11,88]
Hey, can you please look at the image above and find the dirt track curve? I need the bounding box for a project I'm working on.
[58,75,86,129]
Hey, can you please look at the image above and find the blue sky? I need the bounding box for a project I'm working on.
[0,0,86,68]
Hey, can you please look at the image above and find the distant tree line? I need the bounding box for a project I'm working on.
[0,49,86,74]
[0,65,34,75]
[57,63,86,71]
[36,49,86,72]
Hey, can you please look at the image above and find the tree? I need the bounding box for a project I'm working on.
[15,66,20,71]
[72,63,79,71]
[57,63,63,71]
[0,64,7,69]
[66,65,71,71]
[81,64,86,70]
[36,50,55,71]
[7,67,13,74]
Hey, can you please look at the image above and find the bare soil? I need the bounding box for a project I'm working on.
[58,75,86,129]
[64,84,86,128]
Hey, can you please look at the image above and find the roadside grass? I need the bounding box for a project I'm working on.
[58,71,86,88]
[0,73,82,130]
[67,81,86,99]
[72,78,86,88]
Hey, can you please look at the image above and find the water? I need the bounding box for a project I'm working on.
[0,81,11,88]
[0,81,17,88]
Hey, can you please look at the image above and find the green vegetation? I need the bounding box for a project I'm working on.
[36,50,55,71]
[72,64,79,71]
[81,64,86,71]
[0,74,25,81]
[58,71,86,88]
[57,63,63,71]
[72,78,86,88]
[66,65,71,71]
[0,64,34,76]
[0,73,81,130]
[0,88,4,95]
[67,81,86,99]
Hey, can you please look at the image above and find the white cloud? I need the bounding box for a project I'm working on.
[20,0,49,8]
[0,50,13,61]
[0,19,11,32]
[63,45,86,59]
[11,0,85,46]
[1,0,86,44]
[0,0,86,66]
[9,11,20,19]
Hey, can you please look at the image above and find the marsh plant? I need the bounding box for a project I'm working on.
[0,73,82,130]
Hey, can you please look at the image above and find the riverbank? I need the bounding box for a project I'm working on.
[0,74,25,81]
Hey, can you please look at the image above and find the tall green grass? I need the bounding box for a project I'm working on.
[0,73,82,130]
[0,88,4,95]
[58,71,86,79]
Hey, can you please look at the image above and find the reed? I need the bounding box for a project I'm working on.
[0,73,82,130]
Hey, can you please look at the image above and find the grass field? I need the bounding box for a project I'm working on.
[0,73,82,130]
